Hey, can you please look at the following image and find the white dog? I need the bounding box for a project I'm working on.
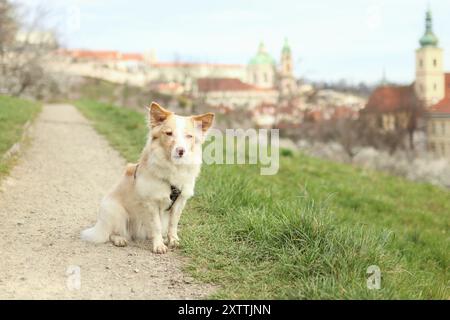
[81,102,214,254]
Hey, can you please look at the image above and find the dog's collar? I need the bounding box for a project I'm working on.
[133,164,181,211]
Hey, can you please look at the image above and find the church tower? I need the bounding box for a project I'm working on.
[415,8,445,107]
[278,38,297,98]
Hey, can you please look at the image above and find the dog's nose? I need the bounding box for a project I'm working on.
[176,147,185,157]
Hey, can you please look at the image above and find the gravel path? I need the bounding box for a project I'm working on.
[0,104,213,299]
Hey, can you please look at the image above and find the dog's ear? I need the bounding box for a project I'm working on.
[192,113,215,133]
[147,102,172,127]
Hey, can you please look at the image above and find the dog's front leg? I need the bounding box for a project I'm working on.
[167,197,187,248]
[145,204,168,254]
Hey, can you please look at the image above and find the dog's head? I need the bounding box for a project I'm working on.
[147,102,214,164]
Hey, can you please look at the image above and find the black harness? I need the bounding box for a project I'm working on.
[168,185,182,210]
[133,164,181,211]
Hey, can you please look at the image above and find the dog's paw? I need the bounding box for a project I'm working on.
[152,242,168,254]
[168,236,180,249]
[110,235,128,247]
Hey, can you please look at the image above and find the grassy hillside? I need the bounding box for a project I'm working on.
[0,96,41,177]
[75,99,449,299]
[75,77,177,112]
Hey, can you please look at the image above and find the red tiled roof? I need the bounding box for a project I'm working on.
[197,78,275,92]
[65,50,119,60]
[365,84,418,113]
[153,62,244,68]
[59,50,143,61]
[121,53,144,61]
[305,110,323,122]
[154,82,182,89]
[332,106,359,120]
[429,73,450,114]
[150,82,183,93]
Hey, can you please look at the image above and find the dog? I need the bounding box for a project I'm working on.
[81,102,214,254]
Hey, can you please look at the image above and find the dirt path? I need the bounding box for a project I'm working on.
[0,104,213,299]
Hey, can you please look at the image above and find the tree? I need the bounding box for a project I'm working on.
[312,118,367,160]
[0,0,17,51]
[0,0,58,98]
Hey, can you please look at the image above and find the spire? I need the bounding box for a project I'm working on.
[258,41,266,53]
[282,37,291,54]
[425,8,432,33]
[419,7,438,47]
[380,68,388,86]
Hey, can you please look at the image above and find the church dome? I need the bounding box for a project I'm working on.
[419,9,439,47]
[249,42,275,66]
[420,32,438,47]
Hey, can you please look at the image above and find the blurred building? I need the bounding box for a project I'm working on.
[427,74,450,157]
[415,10,445,107]
[362,9,450,158]
[193,78,278,110]
[196,40,302,126]
[185,41,291,126]
[52,49,149,86]
[52,49,247,88]
[363,85,419,131]
[246,39,297,97]
[52,39,363,130]
[149,62,247,91]
[247,42,276,88]
[277,38,297,100]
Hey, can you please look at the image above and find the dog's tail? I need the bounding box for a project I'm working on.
[81,222,110,243]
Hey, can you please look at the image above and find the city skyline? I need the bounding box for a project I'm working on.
[17,0,450,85]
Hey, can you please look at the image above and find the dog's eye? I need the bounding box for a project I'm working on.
[186,134,193,139]
[165,131,173,136]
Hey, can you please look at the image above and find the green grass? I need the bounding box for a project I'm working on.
[0,95,41,177]
[75,99,450,299]
[75,99,147,161]
[78,78,118,103]
[77,77,175,111]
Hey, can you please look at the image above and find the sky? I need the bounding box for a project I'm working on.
[15,0,450,85]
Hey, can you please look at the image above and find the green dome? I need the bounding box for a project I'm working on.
[420,33,438,47]
[249,42,275,66]
[419,10,438,47]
